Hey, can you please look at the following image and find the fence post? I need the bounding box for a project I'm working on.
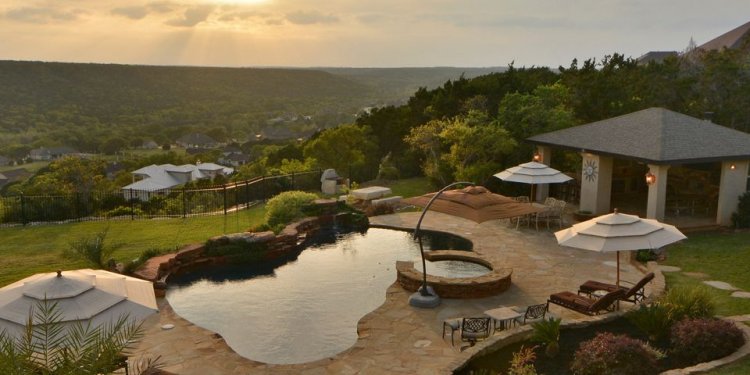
[261,175,266,201]
[129,190,135,220]
[291,171,295,191]
[245,180,250,209]
[182,187,187,218]
[223,184,228,215]
[20,193,27,226]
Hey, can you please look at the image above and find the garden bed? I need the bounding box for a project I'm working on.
[456,316,748,375]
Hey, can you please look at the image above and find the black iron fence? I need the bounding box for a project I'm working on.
[0,170,323,226]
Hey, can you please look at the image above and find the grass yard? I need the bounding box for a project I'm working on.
[0,205,265,287]
[360,177,435,198]
[0,161,49,173]
[660,230,750,374]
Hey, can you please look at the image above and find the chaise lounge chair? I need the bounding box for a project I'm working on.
[548,289,624,316]
[577,272,655,304]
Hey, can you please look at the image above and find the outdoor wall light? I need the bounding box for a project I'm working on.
[533,152,542,162]
[645,172,656,185]
[730,163,737,170]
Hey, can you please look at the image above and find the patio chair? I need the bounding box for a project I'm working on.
[578,272,655,304]
[442,318,462,346]
[548,289,624,316]
[512,196,533,228]
[512,302,549,325]
[536,199,566,230]
[460,317,492,346]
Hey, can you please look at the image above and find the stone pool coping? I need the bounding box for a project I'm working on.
[396,249,513,298]
[130,211,674,374]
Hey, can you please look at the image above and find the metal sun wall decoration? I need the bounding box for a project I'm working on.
[583,159,598,182]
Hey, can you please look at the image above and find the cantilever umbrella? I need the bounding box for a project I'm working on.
[403,185,545,223]
[494,161,572,201]
[554,210,686,286]
[0,269,158,340]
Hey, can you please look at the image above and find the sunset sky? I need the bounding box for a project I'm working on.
[1,1,748,68]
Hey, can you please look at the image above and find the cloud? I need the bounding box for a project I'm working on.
[218,10,269,22]
[5,6,83,24]
[166,5,213,27]
[285,10,338,25]
[112,6,148,20]
[148,1,178,14]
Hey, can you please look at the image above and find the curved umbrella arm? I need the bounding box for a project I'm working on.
[413,181,474,296]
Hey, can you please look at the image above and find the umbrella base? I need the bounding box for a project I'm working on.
[408,286,440,308]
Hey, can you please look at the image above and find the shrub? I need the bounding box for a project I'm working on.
[662,285,715,322]
[635,249,658,263]
[670,318,745,366]
[264,191,318,228]
[732,191,750,228]
[570,332,660,375]
[508,345,538,375]
[626,303,672,342]
[105,206,145,218]
[531,317,561,357]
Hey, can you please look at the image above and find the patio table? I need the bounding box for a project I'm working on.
[484,307,523,333]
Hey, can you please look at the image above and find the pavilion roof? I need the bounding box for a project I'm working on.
[528,107,750,164]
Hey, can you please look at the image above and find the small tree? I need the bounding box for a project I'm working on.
[65,227,122,269]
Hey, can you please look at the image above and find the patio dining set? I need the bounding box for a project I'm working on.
[441,272,655,347]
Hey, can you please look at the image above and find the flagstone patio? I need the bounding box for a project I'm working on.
[131,211,656,374]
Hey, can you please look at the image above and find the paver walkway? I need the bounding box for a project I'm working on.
[132,212,648,374]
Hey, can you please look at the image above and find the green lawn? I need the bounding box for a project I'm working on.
[0,205,265,287]
[661,230,750,374]
[0,161,48,173]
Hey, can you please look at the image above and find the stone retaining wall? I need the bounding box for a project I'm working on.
[396,250,512,298]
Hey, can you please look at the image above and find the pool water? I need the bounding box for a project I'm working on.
[166,227,485,364]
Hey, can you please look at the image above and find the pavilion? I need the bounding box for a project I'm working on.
[528,107,750,226]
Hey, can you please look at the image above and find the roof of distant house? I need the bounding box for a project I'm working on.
[124,163,234,191]
[528,107,750,164]
[176,133,217,146]
[698,20,750,51]
[636,51,678,65]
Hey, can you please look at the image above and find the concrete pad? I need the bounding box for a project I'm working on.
[659,265,681,272]
[731,291,750,299]
[703,280,739,291]
[351,186,392,200]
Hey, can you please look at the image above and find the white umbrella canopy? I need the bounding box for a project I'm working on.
[494,161,573,184]
[494,161,572,201]
[555,210,687,285]
[0,269,158,340]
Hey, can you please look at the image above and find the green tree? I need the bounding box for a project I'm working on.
[303,124,377,180]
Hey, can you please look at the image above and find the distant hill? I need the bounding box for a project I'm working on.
[0,61,508,155]
[321,67,508,104]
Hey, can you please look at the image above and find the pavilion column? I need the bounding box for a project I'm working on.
[646,164,669,221]
[716,160,749,226]
[579,153,613,215]
[535,145,552,202]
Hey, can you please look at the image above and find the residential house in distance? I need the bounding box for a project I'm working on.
[121,162,234,201]
[638,20,750,65]
[140,140,159,150]
[28,146,78,161]
[0,168,32,189]
[218,146,250,167]
[176,133,220,149]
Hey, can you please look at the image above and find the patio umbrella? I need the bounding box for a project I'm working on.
[493,161,572,202]
[0,269,158,340]
[403,185,545,223]
[554,210,686,286]
[403,184,545,308]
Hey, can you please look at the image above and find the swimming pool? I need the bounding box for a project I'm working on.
[166,227,485,364]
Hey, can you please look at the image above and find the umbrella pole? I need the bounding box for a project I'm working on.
[616,251,620,287]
